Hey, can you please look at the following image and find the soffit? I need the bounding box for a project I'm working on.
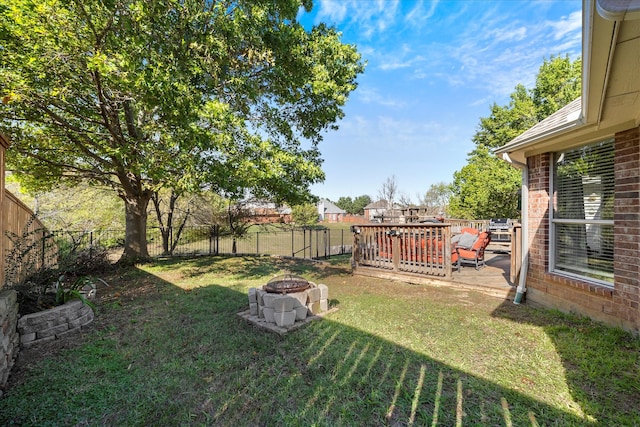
[597,20,640,128]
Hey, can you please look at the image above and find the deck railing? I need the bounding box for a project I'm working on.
[352,223,453,280]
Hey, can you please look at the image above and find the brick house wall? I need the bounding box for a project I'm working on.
[524,128,640,333]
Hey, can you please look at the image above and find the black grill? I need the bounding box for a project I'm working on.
[488,219,514,242]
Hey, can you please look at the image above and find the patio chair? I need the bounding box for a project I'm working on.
[453,228,492,272]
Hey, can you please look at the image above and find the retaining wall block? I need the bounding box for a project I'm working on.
[38,323,69,339]
[20,332,36,345]
[272,296,295,313]
[274,310,296,327]
[307,288,321,303]
[23,335,55,348]
[250,303,258,316]
[262,293,279,309]
[56,326,81,339]
[0,290,17,312]
[256,289,266,306]
[289,291,308,306]
[319,299,328,312]
[318,284,329,300]
[294,306,308,321]
[1,333,10,351]
[68,310,94,329]
[248,288,257,304]
[263,307,275,323]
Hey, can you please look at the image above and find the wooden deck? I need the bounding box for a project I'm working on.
[353,242,517,300]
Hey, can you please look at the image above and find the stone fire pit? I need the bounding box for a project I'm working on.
[239,274,333,334]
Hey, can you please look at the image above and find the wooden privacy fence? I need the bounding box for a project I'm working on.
[352,223,454,280]
[1,134,57,287]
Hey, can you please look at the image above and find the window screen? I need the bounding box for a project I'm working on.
[552,139,614,284]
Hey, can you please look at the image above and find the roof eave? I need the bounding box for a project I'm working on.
[494,115,587,156]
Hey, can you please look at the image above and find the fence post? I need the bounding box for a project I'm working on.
[291,229,294,257]
[215,225,219,255]
[324,229,328,258]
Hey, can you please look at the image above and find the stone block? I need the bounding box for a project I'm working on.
[319,299,328,312]
[18,320,54,335]
[38,323,69,339]
[272,296,295,313]
[307,301,321,315]
[249,303,258,316]
[248,288,257,304]
[256,289,266,306]
[20,332,36,345]
[318,284,329,300]
[262,293,279,309]
[1,334,9,351]
[66,304,90,321]
[68,310,94,329]
[274,310,296,327]
[288,291,308,307]
[262,307,275,323]
[307,287,321,303]
[56,327,81,338]
[0,290,17,312]
[258,306,264,318]
[23,335,55,348]
[294,306,308,320]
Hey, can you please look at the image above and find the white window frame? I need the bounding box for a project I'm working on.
[549,139,615,287]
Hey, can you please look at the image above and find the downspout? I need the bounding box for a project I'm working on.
[502,153,529,304]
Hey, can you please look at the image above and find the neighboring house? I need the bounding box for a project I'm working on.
[363,200,388,222]
[246,201,292,224]
[317,199,345,223]
[496,0,640,333]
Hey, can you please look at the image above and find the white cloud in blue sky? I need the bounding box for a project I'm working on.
[299,0,582,203]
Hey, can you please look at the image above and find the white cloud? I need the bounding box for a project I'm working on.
[406,0,440,27]
[315,0,348,23]
[314,0,401,38]
[357,87,406,107]
[549,10,582,40]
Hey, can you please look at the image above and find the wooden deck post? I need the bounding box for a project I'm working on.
[391,232,400,271]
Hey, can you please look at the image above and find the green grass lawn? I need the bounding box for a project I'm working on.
[2,256,638,426]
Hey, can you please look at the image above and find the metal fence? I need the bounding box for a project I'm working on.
[51,226,353,260]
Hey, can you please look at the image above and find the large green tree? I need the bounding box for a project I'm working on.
[0,0,364,263]
[449,55,581,219]
[335,194,370,215]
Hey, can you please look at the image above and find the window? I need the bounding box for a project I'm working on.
[551,139,614,285]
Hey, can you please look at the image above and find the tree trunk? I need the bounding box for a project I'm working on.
[120,193,152,263]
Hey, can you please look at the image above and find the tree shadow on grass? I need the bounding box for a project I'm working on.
[144,254,350,283]
[1,259,613,426]
[491,298,640,426]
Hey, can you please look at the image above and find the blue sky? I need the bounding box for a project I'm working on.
[299,0,582,203]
